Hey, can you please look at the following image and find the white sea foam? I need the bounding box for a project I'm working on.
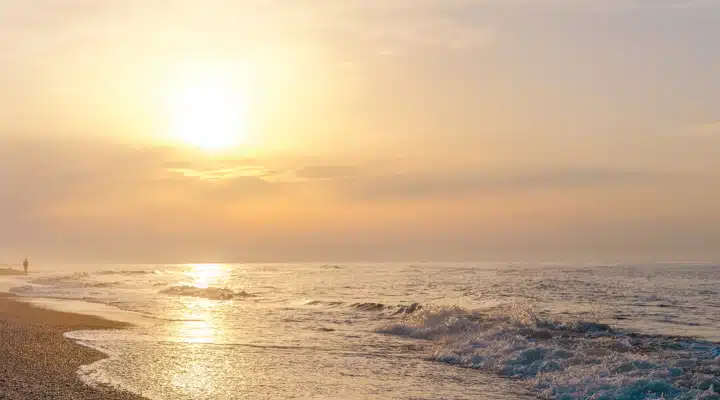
[159,285,255,300]
[305,299,423,315]
[377,305,720,399]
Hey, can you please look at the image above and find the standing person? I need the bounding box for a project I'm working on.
[23,258,28,275]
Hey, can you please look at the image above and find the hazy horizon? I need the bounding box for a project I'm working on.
[2,0,719,263]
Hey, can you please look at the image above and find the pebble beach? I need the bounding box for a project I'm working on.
[0,293,146,400]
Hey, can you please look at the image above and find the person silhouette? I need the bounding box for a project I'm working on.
[23,258,28,275]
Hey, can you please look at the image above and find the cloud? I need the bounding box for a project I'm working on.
[326,167,682,201]
[2,135,718,261]
[295,165,359,180]
[697,121,720,136]
[679,121,720,137]
[0,0,498,59]
[14,0,714,78]
[0,137,163,207]
[0,137,292,231]
[0,137,164,250]
[169,166,277,181]
[187,176,279,203]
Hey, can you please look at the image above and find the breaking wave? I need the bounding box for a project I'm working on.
[306,300,423,315]
[159,285,255,300]
[377,305,720,400]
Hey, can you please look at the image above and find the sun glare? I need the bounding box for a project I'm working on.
[168,78,248,151]
[184,263,229,288]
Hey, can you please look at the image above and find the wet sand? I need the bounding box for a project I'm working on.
[0,293,146,400]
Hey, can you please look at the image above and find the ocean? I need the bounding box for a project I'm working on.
[1,262,719,399]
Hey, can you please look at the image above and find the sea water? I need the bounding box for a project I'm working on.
[2,262,719,399]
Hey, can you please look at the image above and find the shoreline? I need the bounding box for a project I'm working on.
[0,293,146,400]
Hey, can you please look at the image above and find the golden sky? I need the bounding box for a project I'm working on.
[1,0,719,262]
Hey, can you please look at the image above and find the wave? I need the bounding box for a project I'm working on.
[30,272,90,285]
[320,264,343,269]
[305,300,423,315]
[306,300,345,307]
[351,302,422,315]
[0,268,26,276]
[376,305,720,400]
[28,273,122,289]
[29,270,156,285]
[159,285,255,300]
[23,269,157,291]
[83,281,119,288]
[8,285,33,294]
[97,269,158,276]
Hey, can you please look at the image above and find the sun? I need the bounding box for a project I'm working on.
[168,79,248,150]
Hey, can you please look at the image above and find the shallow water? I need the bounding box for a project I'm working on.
[3,262,719,399]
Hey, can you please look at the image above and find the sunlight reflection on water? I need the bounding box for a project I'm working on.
[183,263,231,289]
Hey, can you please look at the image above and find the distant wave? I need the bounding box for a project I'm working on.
[0,268,25,276]
[84,281,118,288]
[159,285,255,300]
[8,285,33,294]
[97,269,158,276]
[29,273,121,289]
[306,300,345,307]
[30,272,126,283]
[31,272,90,284]
[320,264,343,269]
[376,305,720,399]
[22,269,158,291]
[306,300,423,315]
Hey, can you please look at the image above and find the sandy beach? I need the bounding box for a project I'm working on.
[0,293,146,400]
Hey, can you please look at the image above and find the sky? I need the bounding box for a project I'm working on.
[1,0,719,263]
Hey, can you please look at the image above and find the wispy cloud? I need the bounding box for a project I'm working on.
[295,165,359,180]
[680,121,720,137]
[169,166,276,181]
[325,167,681,202]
